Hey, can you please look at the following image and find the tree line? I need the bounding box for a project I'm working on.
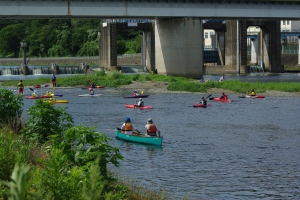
[0,19,141,58]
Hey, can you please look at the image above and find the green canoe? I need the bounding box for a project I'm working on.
[115,129,163,146]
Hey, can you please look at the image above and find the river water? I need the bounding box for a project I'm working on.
[11,78,300,200]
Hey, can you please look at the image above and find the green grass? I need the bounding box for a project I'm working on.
[1,72,300,94]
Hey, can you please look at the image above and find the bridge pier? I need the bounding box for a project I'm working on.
[155,17,203,78]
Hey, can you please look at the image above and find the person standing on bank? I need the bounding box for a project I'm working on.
[18,80,24,95]
[52,73,57,87]
[145,118,161,137]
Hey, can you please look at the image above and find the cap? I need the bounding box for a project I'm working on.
[147,118,153,124]
[125,117,131,122]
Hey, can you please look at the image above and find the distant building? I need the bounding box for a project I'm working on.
[203,20,300,47]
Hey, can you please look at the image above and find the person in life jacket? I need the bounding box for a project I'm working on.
[32,91,37,98]
[145,118,161,137]
[52,73,57,87]
[250,88,256,96]
[89,88,94,95]
[18,80,24,95]
[136,98,144,107]
[121,117,139,135]
[199,97,207,105]
[133,91,138,97]
[220,92,228,100]
[46,91,53,97]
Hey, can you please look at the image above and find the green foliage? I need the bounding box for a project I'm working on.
[96,68,106,77]
[0,23,25,57]
[22,100,73,143]
[132,74,140,81]
[0,132,33,183]
[51,125,123,179]
[0,88,23,131]
[3,164,31,200]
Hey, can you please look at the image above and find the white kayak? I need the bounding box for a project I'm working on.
[78,94,102,97]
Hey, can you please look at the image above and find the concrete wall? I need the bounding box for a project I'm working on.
[155,17,203,78]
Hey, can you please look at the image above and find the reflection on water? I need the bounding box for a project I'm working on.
[16,86,300,200]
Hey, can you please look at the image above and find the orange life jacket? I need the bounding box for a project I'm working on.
[147,124,157,134]
[124,123,133,131]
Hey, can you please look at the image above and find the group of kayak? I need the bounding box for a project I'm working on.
[125,90,153,109]
[193,89,265,108]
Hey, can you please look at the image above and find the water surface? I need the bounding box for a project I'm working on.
[17,86,300,200]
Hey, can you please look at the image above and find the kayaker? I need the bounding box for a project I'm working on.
[136,98,144,107]
[199,97,207,105]
[46,91,53,97]
[17,80,24,95]
[52,73,57,87]
[219,76,224,82]
[133,91,138,97]
[89,88,94,95]
[220,92,228,100]
[250,88,256,96]
[121,117,139,135]
[32,91,37,98]
[145,118,161,137]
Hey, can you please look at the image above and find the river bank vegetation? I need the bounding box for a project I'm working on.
[1,70,300,94]
[0,88,176,200]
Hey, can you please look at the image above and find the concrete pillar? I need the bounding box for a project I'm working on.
[298,37,300,65]
[224,20,238,74]
[155,17,203,78]
[257,20,282,72]
[250,38,258,64]
[216,31,225,66]
[143,30,155,72]
[99,22,117,70]
[51,63,59,74]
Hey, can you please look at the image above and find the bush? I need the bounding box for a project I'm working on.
[22,100,74,144]
[0,88,23,133]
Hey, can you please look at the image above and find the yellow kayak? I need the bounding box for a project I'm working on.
[43,100,69,104]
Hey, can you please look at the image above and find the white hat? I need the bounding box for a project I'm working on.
[147,118,153,124]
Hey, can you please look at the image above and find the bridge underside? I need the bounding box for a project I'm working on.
[100,19,283,78]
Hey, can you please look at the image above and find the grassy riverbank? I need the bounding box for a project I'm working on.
[2,70,300,95]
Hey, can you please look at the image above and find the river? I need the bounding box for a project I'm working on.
[14,81,300,200]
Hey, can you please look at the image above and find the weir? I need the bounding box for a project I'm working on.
[0,66,84,75]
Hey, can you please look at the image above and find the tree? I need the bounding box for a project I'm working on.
[0,24,25,57]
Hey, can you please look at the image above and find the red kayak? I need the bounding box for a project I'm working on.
[125,104,153,109]
[213,98,232,102]
[34,84,49,88]
[246,95,265,98]
[25,96,40,99]
[193,103,211,108]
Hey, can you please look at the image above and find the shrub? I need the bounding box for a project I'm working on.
[0,88,23,133]
[22,100,74,144]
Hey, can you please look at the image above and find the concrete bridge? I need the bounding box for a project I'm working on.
[1,0,300,78]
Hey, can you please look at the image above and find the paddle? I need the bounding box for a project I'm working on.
[206,94,212,99]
